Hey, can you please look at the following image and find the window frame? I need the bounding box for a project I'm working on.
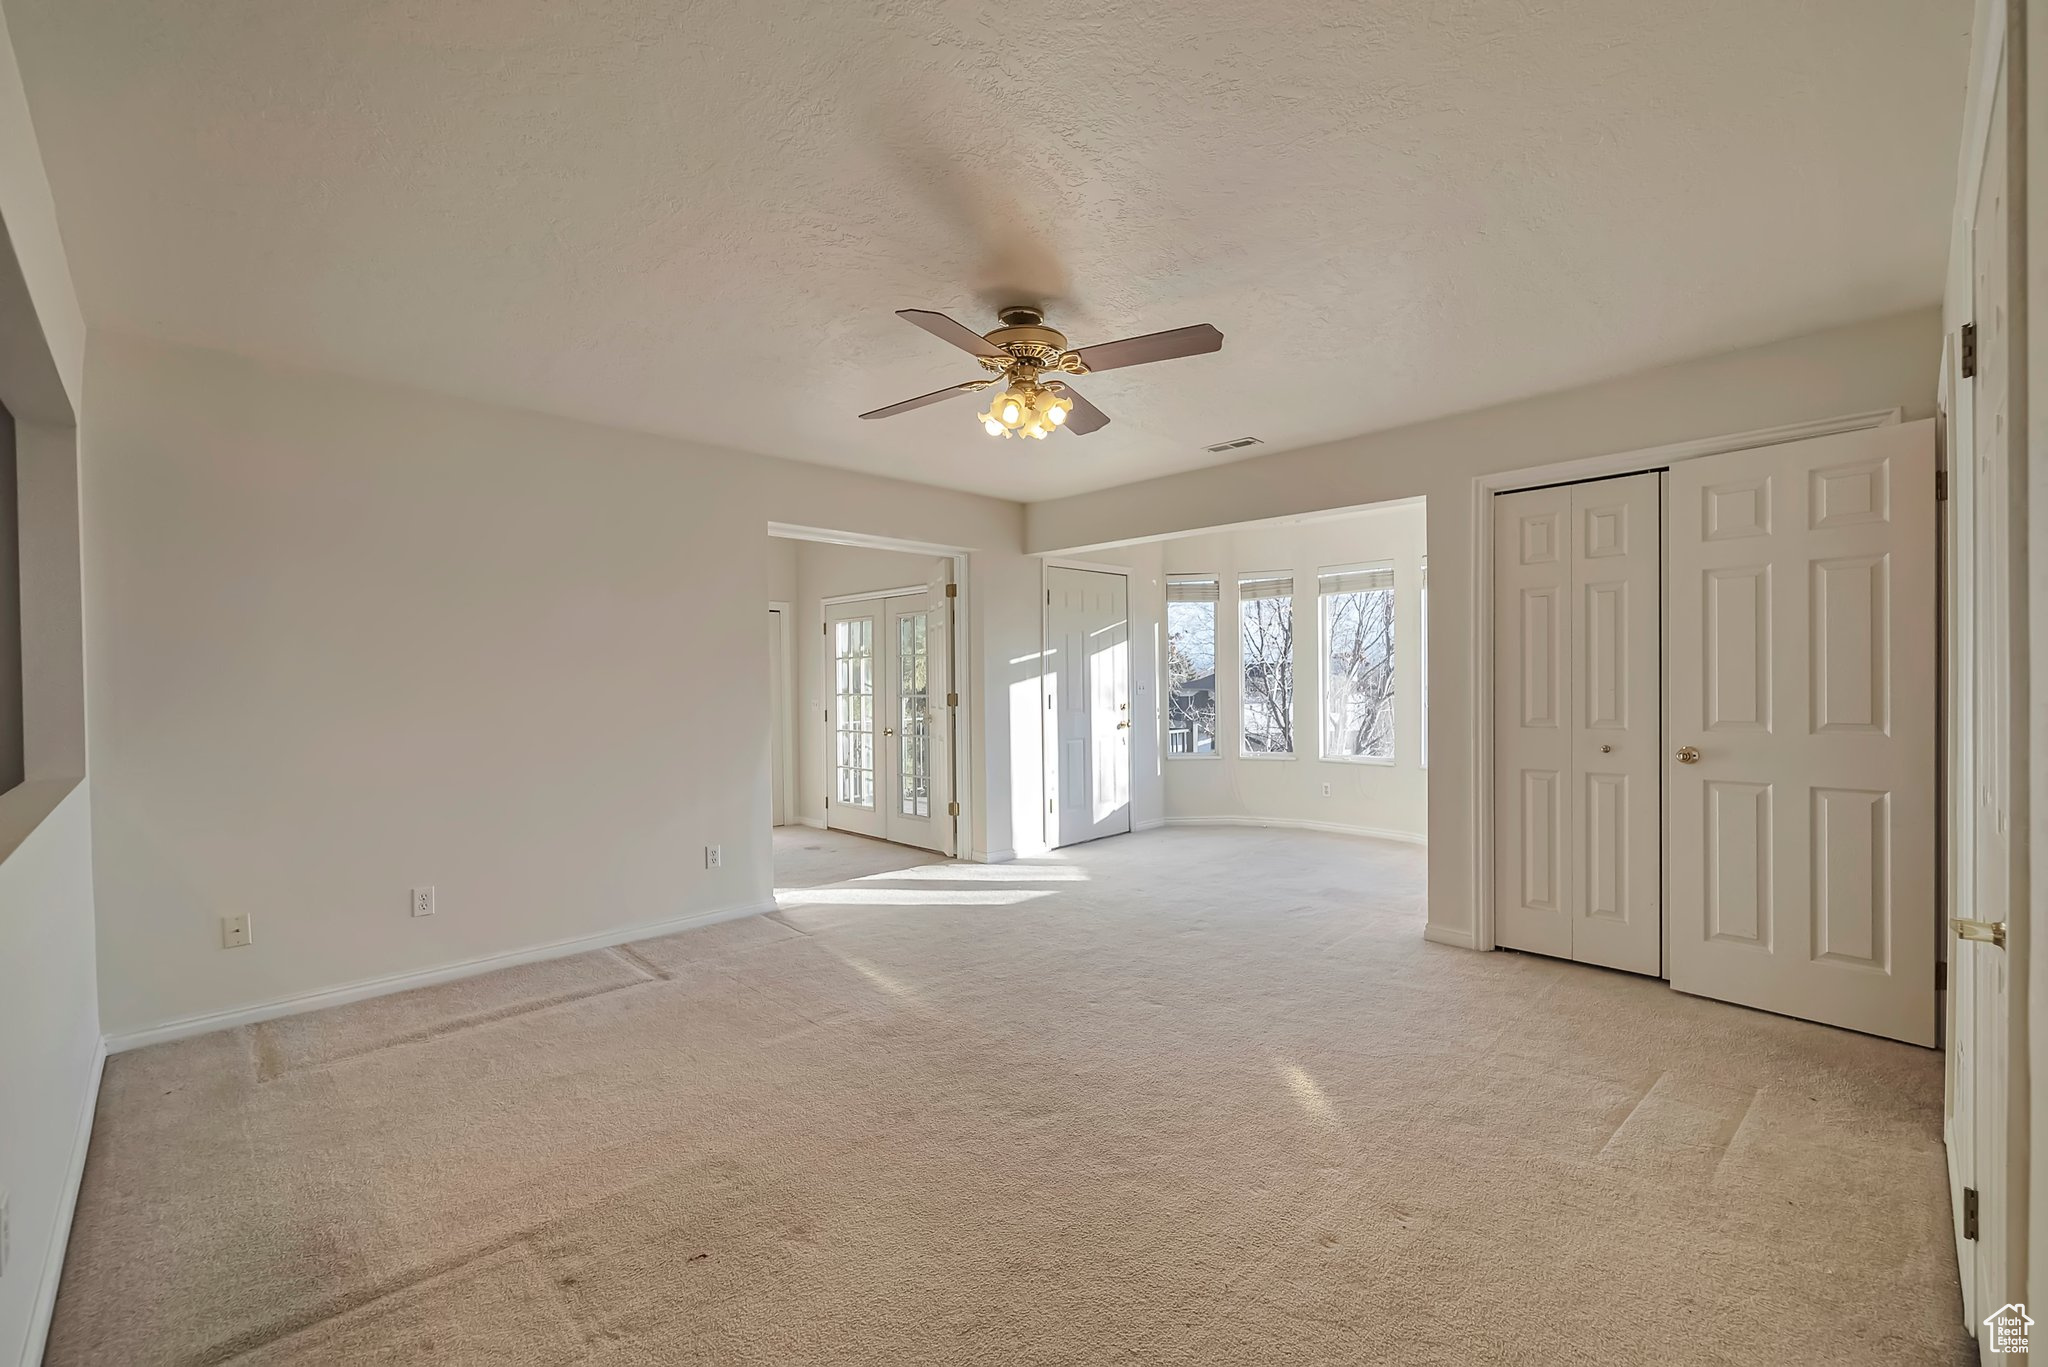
[1165,576,1223,760]
[1237,570,1297,759]
[1316,560,1397,766]
[1164,576,1222,759]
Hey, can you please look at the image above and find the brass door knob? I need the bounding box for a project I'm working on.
[1600,744,1612,754]
[884,727,896,737]
[1116,720,1132,730]
[1675,746,1700,764]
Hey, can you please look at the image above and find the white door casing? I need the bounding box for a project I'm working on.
[1048,566,1132,847]
[1493,473,1662,974]
[1666,421,1938,1046]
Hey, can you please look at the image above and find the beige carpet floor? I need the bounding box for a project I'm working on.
[49,827,1970,1365]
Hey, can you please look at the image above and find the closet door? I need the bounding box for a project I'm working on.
[1567,474,1663,975]
[1494,473,1662,974]
[1666,422,1936,1045]
[1494,486,1574,959]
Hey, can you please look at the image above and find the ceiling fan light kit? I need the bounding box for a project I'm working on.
[860,305,1223,441]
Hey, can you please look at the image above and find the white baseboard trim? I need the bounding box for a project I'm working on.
[103,898,779,1054]
[797,817,828,831]
[22,1038,105,1367]
[1158,815,1427,846]
[971,848,1016,864]
[1423,923,1478,949]
[1134,817,1167,832]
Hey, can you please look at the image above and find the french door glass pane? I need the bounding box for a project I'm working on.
[834,618,875,807]
[898,612,930,817]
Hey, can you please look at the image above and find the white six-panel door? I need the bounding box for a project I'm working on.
[1494,474,1662,974]
[1666,421,1938,1046]
[1048,567,1132,847]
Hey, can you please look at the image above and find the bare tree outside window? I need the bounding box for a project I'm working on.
[1239,578,1293,753]
[1166,588,1218,754]
[1322,583,1395,759]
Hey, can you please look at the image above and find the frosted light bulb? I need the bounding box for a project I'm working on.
[1047,404,1067,425]
[984,419,1003,436]
[1001,400,1021,424]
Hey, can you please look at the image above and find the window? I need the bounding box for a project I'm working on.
[1319,564,1394,761]
[1239,572,1294,755]
[1165,577,1218,755]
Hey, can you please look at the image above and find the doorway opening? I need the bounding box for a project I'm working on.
[766,525,970,889]
[1036,496,1429,880]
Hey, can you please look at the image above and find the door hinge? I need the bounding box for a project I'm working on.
[1936,959,1947,991]
[947,801,959,817]
[946,692,959,707]
[1049,798,1055,814]
[1047,589,1052,606]
[1964,1187,1979,1241]
[1961,322,1977,379]
[823,622,829,636]
[1936,469,1948,502]
[944,582,958,598]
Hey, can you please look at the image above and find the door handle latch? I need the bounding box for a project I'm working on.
[1674,746,1701,764]
[1954,918,2007,949]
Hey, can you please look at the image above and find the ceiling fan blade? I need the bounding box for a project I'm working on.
[858,380,991,420]
[897,308,1006,359]
[1056,384,1110,435]
[1070,323,1224,373]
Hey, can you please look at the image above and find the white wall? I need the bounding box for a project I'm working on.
[82,333,1025,1038]
[1146,502,1427,842]
[1026,307,1941,947]
[765,535,796,603]
[0,12,95,1358]
[0,782,96,1364]
[786,539,944,830]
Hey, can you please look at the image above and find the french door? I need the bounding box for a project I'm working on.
[827,590,950,853]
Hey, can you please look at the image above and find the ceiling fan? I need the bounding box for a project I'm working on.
[859,306,1224,440]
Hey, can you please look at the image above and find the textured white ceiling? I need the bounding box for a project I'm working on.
[9,0,1970,502]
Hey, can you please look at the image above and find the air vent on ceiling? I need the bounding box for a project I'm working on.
[1203,436,1264,454]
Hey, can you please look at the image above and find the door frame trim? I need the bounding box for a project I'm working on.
[771,527,974,863]
[1040,558,1139,851]
[1467,408,1903,953]
[821,584,928,607]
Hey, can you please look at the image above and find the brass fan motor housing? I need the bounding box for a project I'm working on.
[980,306,1087,374]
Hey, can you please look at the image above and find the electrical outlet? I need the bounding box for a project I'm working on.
[705,845,722,869]
[412,886,435,918]
[221,914,252,948]
[1321,782,1332,798]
